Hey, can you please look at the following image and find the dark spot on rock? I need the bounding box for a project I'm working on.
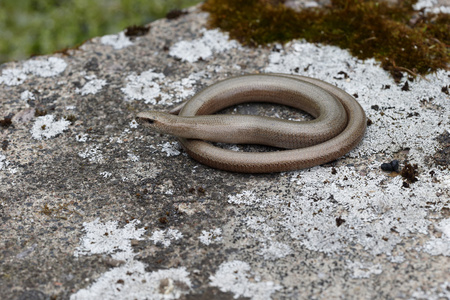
[432,131,450,168]
[197,187,206,195]
[0,117,12,128]
[333,71,349,80]
[166,9,187,20]
[406,112,420,118]
[401,81,410,91]
[1,139,9,150]
[125,25,150,37]
[400,162,418,183]
[34,109,47,117]
[64,114,77,124]
[442,85,449,95]
[381,160,399,172]
[84,57,99,71]
[335,216,346,227]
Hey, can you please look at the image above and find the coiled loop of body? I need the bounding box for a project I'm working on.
[137,74,366,173]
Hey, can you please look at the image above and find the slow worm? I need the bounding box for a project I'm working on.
[137,74,366,173]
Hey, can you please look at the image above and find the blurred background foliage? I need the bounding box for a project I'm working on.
[0,0,202,64]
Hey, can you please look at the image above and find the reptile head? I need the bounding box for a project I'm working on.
[136,111,164,127]
[136,111,182,137]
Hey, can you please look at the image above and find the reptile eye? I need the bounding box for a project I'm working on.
[146,119,155,124]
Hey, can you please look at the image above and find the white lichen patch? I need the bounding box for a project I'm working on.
[199,228,223,245]
[245,216,275,237]
[209,260,282,300]
[169,28,241,63]
[387,254,406,264]
[99,171,112,178]
[129,119,139,129]
[75,76,107,95]
[127,152,139,162]
[228,190,262,206]
[226,158,449,257]
[31,115,71,140]
[100,31,133,49]
[422,218,450,256]
[0,154,9,170]
[413,0,450,14]
[289,168,432,254]
[20,90,35,101]
[121,70,202,105]
[168,72,204,101]
[160,142,181,157]
[257,242,293,260]
[74,218,145,260]
[438,219,450,238]
[121,70,168,103]
[149,229,183,247]
[23,57,67,77]
[70,261,191,300]
[422,237,450,256]
[71,219,190,300]
[0,57,67,86]
[75,133,89,143]
[78,145,104,163]
[0,154,17,174]
[346,260,383,279]
[0,68,27,86]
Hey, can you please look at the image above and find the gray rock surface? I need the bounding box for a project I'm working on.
[1,3,449,300]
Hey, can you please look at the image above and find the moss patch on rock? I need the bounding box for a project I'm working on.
[202,0,449,77]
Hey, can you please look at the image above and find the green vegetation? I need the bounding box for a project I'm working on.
[3,0,448,78]
[0,0,202,64]
[202,0,449,77]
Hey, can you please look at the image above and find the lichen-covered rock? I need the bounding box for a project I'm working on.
[0,3,449,300]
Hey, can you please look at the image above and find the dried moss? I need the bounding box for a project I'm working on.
[202,0,449,77]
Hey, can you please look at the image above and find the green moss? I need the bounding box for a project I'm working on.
[202,0,449,77]
[0,0,202,64]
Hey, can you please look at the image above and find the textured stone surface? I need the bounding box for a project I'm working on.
[1,2,449,300]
